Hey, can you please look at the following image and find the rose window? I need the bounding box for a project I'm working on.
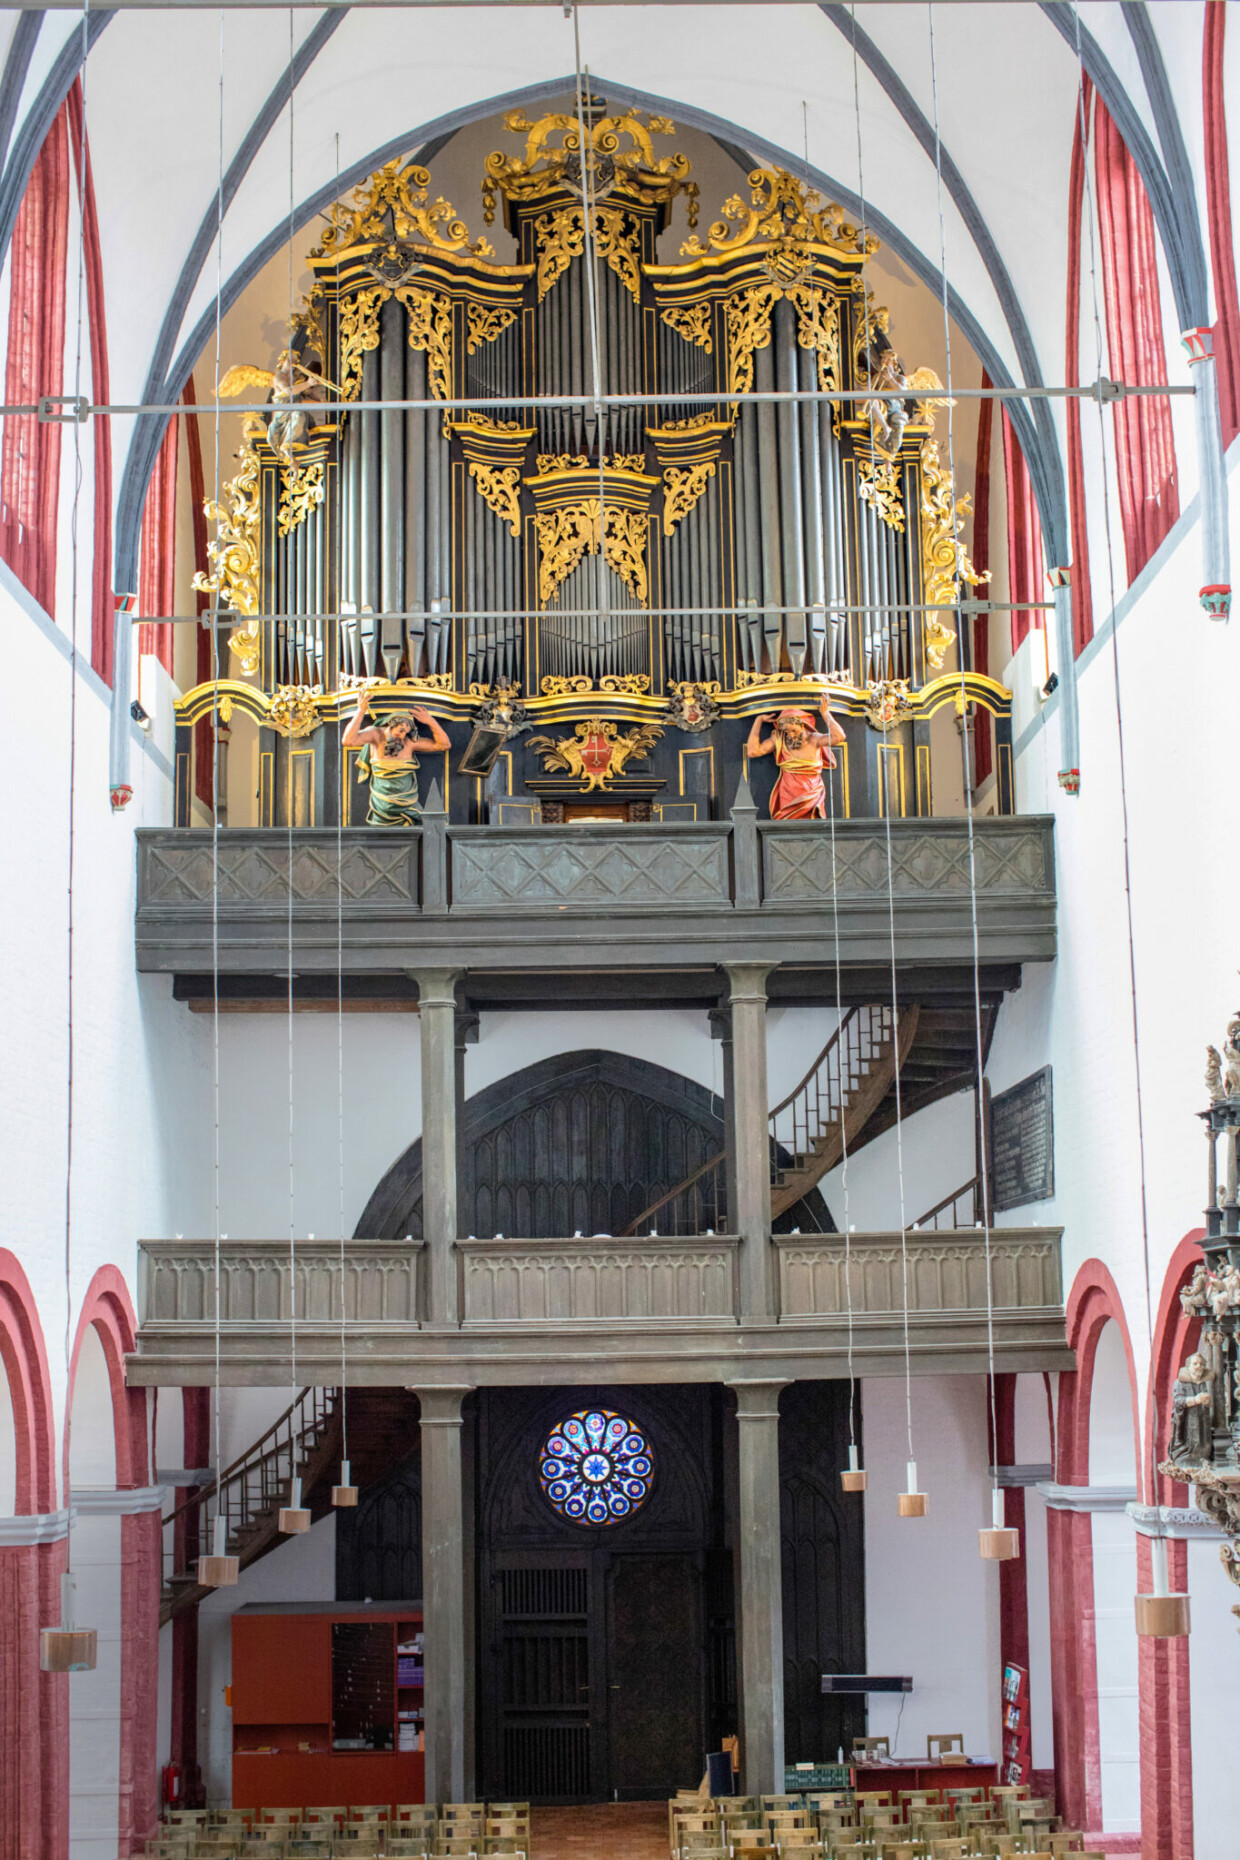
[538,1409,654,1524]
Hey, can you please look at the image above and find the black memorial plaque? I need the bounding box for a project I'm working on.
[990,1066,1054,1211]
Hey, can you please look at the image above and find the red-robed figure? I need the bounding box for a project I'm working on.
[746,696,846,820]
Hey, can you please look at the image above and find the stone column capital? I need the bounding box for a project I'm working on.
[723,962,774,1003]
[727,1378,789,1420]
[409,968,463,1009]
[411,1385,474,1426]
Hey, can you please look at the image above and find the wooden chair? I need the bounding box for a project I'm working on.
[775,1832,821,1857]
[287,1844,332,1859]
[853,1796,891,1812]
[259,1813,302,1831]
[761,1799,800,1813]
[388,1845,433,1860]
[928,1840,969,1859]
[303,1813,347,1834]
[766,1813,809,1833]
[240,1844,286,1860]
[731,1837,773,1860]
[1045,1837,1084,1856]
[852,1742,891,1765]
[927,1737,964,1765]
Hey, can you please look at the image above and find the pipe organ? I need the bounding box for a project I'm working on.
[184,104,1014,828]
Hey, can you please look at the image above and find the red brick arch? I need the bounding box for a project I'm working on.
[0,1248,57,1515]
[67,1267,158,1856]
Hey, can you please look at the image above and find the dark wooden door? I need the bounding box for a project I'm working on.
[491,1558,594,1801]
[607,1553,703,1800]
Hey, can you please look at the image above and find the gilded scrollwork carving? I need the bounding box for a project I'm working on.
[680,168,874,260]
[482,106,697,224]
[920,437,989,610]
[192,416,264,674]
[466,303,518,355]
[724,284,779,397]
[659,303,712,352]
[468,461,523,538]
[538,673,652,695]
[338,286,388,402]
[857,455,905,533]
[277,459,326,537]
[314,158,495,260]
[532,205,643,304]
[526,716,663,791]
[268,684,322,739]
[662,461,716,536]
[790,284,841,392]
[398,285,455,403]
[534,502,649,606]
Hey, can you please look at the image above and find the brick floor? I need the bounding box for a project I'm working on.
[531,1802,667,1860]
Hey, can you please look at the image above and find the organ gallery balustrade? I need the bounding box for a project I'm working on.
[170,106,1016,835]
[129,1226,1068,1385]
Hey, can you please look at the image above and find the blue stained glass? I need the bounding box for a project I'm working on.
[538,1408,654,1525]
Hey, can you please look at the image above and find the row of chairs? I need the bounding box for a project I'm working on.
[667,1788,1088,1860]
[153,1804,529,1860]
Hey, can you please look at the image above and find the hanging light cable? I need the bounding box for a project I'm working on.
[278,8,310,1537]
[1066,0,1186,1637]
[332,125,356,1512]
[43,0,99,1672]
[923,2,1017,1565]
[198,5,238,1590]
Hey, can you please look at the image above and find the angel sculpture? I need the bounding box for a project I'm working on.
[859,346,951,459]
[1224,1015,1240,1098]
[1207,1044,1226,1102]
[217,350,338,463]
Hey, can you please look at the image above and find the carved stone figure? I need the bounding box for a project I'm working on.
[745,697,846,821]
[1209,1262,1240,1321]
[1207,1044,1226,1102]
[342,686,450,825]
[1168,1353,1215,1467]
[1225,1015,1240,1098]
[1181,1262,1210,1318]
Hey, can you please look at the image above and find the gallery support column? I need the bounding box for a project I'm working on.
[725,963,775,1318]
[413,969,463,1325]
[415,1385,473,1803]
[729,1379,788,1797]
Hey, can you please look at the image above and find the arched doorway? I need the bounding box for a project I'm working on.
[357,1047,831,1239]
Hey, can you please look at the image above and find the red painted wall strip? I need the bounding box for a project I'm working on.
[1094,100,1180,582]
[1204,1,1240,446]
[1002,410,1044,655]
[0,106,69,616]
[65,81,113,685]
[1065,80,1095,652]
[138,417,177,672]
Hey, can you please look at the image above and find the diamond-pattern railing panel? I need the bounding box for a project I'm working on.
[762,825,1053,903]
[141,833,417,906]
[450,830,730,910]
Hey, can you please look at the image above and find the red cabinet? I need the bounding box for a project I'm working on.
[230,1603,424,1810]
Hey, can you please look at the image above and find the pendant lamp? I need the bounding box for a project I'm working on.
[198,1513,240,1588]
[332,1458,359,1507]
[1135,1535,1190,1638]
[840,1443,868,1493]
[278,1476,311,1534]
[979,1487,1020,1560]
[897,1459,927,1518]
[40,1574,98,1672]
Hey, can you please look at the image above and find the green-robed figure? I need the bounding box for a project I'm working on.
[342,686,451,825]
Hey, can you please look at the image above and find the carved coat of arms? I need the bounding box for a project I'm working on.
[526,717,663,792]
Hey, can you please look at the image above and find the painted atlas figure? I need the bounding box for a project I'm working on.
[343,687,450,825]
[746,696,846,820]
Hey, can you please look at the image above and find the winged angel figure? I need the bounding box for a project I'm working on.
[860,351,952,459]
[217,350,338,463]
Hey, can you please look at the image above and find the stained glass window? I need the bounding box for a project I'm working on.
[538,1409,654,1524]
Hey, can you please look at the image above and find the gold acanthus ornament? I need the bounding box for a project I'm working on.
[662,462,716,535]
[482,106,698,222]
[920,437,989,611]
[534,503,649,606]
[681,167,875,261]
[268,684,321,739]
[191,416,264,676]
[466,304,518,354]
[313,159,495,261]
[721,278,840,400]
[468,461,523,538]
[659,303,712,352]
[539,674,650,696]
[923,615,957,673]
[856,456,904,533]
[338,283,454,405]
[277,459,325,537]
[532,204,643,303]
[526,716,664,791]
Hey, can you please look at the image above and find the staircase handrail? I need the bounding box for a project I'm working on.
[912,1174,985,1231]
[160,1385,322,1532]
[766,1007,863,1123]
[619,1148,727,1238]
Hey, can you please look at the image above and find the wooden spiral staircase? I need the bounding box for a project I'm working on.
[624,999,996,1236]
[160,1387,421,1624]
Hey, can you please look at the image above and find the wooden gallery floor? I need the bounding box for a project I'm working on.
[532,1803,667,1859]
